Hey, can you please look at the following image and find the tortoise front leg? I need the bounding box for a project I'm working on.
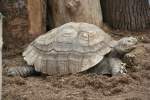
[109,57,127,76]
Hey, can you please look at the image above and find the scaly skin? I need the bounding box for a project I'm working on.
[109,37,137,75]
[7,66,40,77]
[88,37,138,75]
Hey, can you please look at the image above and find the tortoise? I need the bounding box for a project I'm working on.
[7,22,138,76]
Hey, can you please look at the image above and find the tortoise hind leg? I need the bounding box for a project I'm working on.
[7,66,41,77]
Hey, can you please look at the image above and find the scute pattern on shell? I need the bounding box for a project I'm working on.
[23,22,113,75]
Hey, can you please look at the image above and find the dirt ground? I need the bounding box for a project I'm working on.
[2,31,150,100]
[1,1,150,100]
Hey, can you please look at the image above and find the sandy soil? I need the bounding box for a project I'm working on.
[2,32,150,100]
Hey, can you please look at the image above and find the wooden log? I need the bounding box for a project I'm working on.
[49,0,103,27]
[0,12,3,100]
[27,0,46,36]
[101,0,150,31]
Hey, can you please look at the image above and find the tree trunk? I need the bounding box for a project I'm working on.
[48,0,103,27]
[27,0,46,35]
[101,0,150,31]
[0,13,3,100]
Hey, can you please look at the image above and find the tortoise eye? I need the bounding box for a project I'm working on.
[128,40,131,42]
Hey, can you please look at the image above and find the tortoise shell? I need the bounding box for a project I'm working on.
[23,22,113,75]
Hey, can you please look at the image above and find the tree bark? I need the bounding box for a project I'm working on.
[48,0,103,27]
[0,13,3,100]
[101,0,150,31]
[27,0,46,35]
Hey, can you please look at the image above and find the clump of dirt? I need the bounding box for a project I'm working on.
[3,76,26,86]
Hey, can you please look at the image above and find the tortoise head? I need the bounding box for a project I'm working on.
[115,37,138,54]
